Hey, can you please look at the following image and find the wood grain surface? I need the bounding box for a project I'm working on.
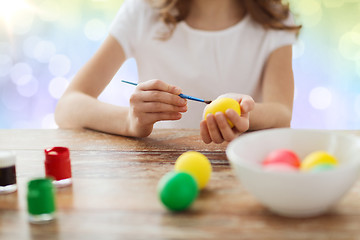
[0,129,360,240]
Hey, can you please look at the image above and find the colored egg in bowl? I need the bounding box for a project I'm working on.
[226,128,360,218]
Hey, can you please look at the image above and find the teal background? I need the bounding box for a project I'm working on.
[0,0,359,129]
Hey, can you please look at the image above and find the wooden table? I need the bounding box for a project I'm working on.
[1,129,360,240]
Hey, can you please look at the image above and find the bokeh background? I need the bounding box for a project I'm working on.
[0,0,359,129]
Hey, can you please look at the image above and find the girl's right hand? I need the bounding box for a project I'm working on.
[126,79,187,137]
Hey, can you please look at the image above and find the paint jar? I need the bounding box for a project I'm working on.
[27,178,56,223]
[44,147,72,187]
[0,151,17,194]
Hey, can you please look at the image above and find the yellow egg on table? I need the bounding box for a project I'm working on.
[204,97,241,128]
[174,151,212,190]
[300,151,339,171]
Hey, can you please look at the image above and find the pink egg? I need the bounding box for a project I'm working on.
[262,149,301,169]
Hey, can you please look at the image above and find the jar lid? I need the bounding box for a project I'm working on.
[27,178,56,215]
[0,151,16,168]
[44,147,72,181]
[45,147,69,162]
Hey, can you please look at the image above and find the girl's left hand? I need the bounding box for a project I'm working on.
[200,94,255,144]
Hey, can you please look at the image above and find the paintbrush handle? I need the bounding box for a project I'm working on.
[178,94,205,103]
[121,80,210,104]
[121,80,138,86]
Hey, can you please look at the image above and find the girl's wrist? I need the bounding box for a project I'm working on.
[124,108,136,137]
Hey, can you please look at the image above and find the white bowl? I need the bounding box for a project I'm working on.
[226,128,360,218]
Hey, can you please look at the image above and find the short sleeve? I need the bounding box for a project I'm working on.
[267,14,298,53]
[109,0,149,59]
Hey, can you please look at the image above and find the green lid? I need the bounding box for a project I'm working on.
[27,178,56,215]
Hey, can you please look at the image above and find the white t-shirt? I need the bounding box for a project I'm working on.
[109,0,297,129]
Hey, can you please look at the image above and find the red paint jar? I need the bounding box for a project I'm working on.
[44,147,72,187]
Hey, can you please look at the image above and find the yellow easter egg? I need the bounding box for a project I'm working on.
[174,151,212,190]
[300,151,338,171]
[204,97,241,128]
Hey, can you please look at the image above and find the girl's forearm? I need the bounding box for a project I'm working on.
[55,92,131,136]
[249,102,292,130]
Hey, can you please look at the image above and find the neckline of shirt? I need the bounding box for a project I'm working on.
[178,14,251,36]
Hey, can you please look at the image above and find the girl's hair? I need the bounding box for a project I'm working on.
[147,0,301,39]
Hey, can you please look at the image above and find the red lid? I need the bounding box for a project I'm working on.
[44,147,72,181]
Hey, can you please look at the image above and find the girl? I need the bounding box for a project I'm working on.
[55,0,300,144]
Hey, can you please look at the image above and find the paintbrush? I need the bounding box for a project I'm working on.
[121,80,212,104]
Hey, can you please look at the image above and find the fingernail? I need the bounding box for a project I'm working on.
[179,98,186,105]
[174,87,182,94]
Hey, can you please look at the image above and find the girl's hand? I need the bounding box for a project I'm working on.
[200,94,255,144]
[127,79,187,137]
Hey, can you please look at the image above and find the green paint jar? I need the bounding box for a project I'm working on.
[27,178,56,224]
